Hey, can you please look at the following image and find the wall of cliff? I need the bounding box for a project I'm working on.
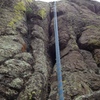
[0,0,100,100]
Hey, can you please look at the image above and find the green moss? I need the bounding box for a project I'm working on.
[28,93,32,100]
[96,16,100,19]
[25,0,33,2]
[26,7,33,13]
[63,80,66,84]
[28,90,41,100]
[8,1,26,28]
[75,96,83,100]
[28,91,36,100]
[14,1,26,12]
[10,78,22,88]
[88,39,100,46]
[85,25,100,30]
[38,8,46,19]
[94,56,100,64]
[70,34,75,39]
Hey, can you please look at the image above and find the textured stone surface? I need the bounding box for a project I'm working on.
[94,49,100,67]
[49,0,100,100]
[0,35,25,62]
[0,0,100,100]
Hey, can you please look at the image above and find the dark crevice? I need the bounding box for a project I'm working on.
[47,82,51,97]
[24,5,53,100]
[25,4,55,100]
[46,80,51,100]
[71,94,79,100]
[61,50,73,59]
[23,15,35,63]
[23,16,33,53]
[46,68,53,100]
[49,48,56,66]
[98,63,100,68]
[49,3,56,66]
[49,3,53,37]
[22,33,33,53]
[46,4,56,100]
[75,30,83,50]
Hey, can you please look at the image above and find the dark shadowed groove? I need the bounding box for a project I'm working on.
[48,3,56,66]
[46,3,58,100]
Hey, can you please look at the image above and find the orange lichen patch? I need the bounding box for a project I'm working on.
[21,43,27,52]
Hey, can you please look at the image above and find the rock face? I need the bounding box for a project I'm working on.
[0,0,100,100]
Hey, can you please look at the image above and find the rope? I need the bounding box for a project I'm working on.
[54,1,64,100]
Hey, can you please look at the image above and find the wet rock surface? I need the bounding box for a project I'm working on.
[0,0,100,100]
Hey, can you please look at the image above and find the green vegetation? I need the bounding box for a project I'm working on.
[14,1,26,12]
[28,90,41,100]
[26,7,33,13]
[94,56,100,65]
[85,25,100,30]
[38,8,46,19]
[88,39,100,46]
[28,92,35,100]
[25,0,33,2]
[96,16,100,20]
[8,1,26,28]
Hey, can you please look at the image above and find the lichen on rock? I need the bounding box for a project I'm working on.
[37,8,46,19]
[0,0,100,100]
[8,1,26,29]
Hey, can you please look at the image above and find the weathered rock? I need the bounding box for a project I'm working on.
[0,84,18,100]
[8,78,24,89]
[14,52,34,65]
[0,0,27,35]
[17,1,52,100]
[0,0,100,100]
[0,35,25,62]
[80,50,99,73]
[0,0,35,100]
[78,25,100,50]
[75,90,100,100]
[3,59,31,76]
[49,1,100,99]
[94,49,100,67]
[49,50,100,99]
[17,72,47,100]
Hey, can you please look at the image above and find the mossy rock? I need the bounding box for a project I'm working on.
[88,39,100,46]
[8,1,26,29]
[37,8,46,19]
[8,78,23,89]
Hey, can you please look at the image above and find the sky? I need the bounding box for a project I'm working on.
[92,0,100,2]
[35,0,100,2]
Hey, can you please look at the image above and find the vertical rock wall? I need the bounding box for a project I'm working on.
[49,0,100,100]
[17,1,52,100]
[0,0,100,100]
[0,0,52,100]
[0,0,28,99]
